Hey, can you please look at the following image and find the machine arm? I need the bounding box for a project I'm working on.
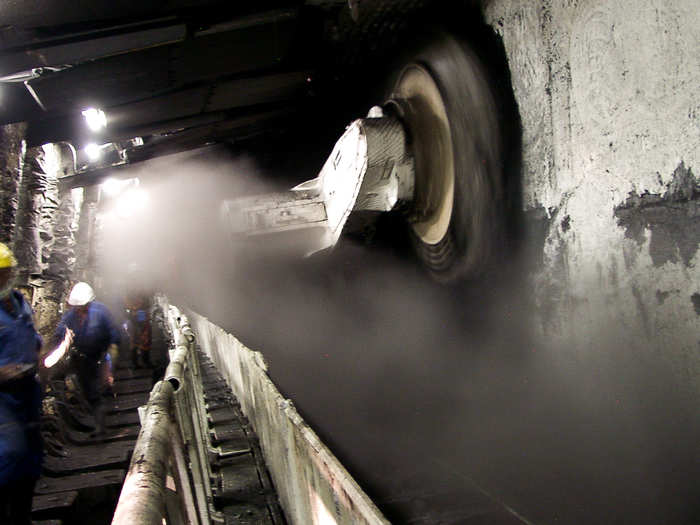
[221,107,414,256]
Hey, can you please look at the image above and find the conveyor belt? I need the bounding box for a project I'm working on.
[211,424,248,444]
[208,407,238,424]
[196,350,286,525]
[206,397,236,411]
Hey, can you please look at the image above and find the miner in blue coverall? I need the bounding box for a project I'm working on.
[0,243,43,525]
[54,281,120,435]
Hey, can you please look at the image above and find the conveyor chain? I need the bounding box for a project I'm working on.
[195,350,286,525]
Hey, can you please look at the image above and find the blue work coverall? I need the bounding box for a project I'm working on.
[55,301,120,409]
[0,290,43,522]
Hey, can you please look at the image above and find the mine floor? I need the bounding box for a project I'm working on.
[31,344,284,524]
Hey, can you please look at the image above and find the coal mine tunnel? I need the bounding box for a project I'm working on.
[0,1,699,524]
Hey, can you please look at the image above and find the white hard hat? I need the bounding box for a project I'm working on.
[68,282,95,306]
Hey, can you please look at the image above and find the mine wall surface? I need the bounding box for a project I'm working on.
[484,0,699,375]
[473,2,700,520]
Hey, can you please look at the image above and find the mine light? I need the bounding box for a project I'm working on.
[82,107,107,131]
[84,142,102,161]
[44,329,72,368]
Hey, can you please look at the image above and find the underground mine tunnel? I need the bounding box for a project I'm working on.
[0,1,698,524]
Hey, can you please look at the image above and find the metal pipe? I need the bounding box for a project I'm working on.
[112,380,174,525]
[164,344,188,392]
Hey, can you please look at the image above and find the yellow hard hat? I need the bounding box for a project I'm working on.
[0,243,17,269]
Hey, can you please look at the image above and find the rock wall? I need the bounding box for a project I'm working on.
[0,123,27,244]
[74,185,99,284]
[483,0,700,393]
[14,146,53,281]
[0,134,82,340]
[32,144,82,342]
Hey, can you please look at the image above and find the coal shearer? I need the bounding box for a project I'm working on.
[54,282,120,435]
[0,243,43,525]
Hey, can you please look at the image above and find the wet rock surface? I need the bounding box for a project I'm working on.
[616,162,700,267]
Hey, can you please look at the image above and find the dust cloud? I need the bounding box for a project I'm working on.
[221,244,698,525]
[93,145,698,525]
[96,146,280,298]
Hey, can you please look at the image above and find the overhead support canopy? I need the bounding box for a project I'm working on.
[0,2,310,158]
[58,106,296,189]
[0,20,188,78]
[26,71,311,147]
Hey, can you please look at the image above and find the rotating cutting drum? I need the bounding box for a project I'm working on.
[222,34,504,282]
[389,34,504,281]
